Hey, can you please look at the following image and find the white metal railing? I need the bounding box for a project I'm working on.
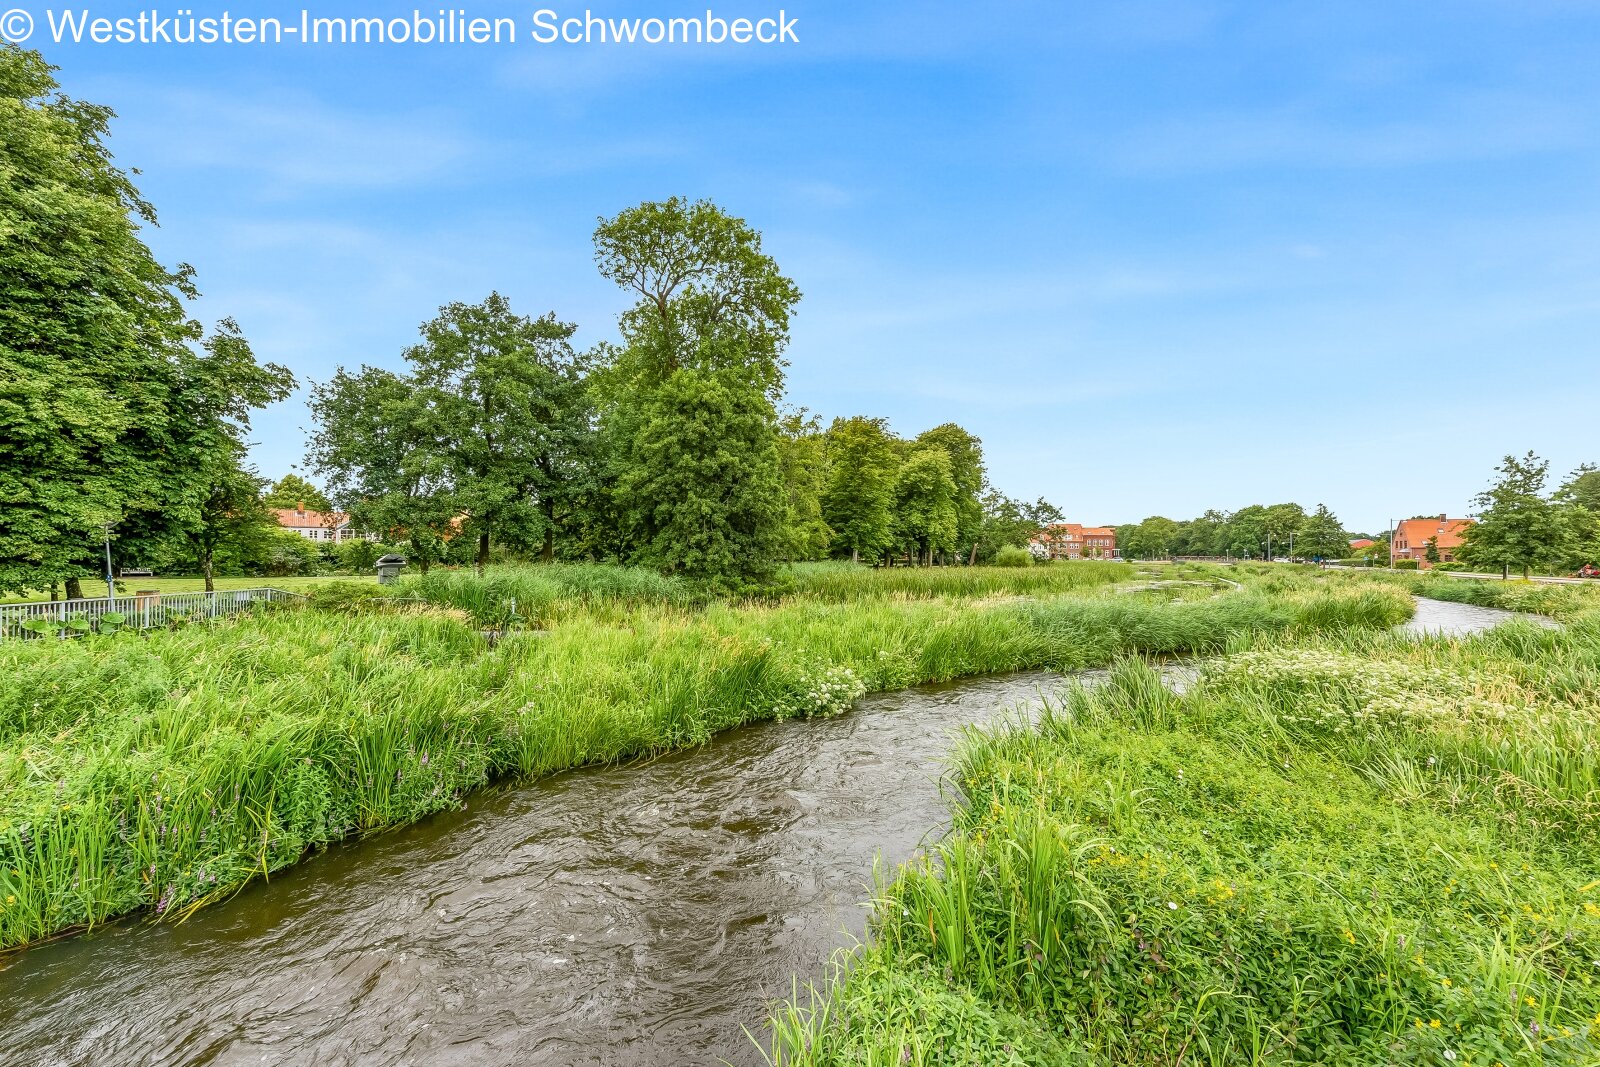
[0,588,305,640]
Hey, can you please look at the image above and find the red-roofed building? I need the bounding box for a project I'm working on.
[1349,538,1375,550]
[1392,515,1473,568]
[1032,523,1118,560]
[271,505,381,544]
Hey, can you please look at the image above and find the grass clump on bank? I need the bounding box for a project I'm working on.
[392,562,700,626]
[763,613,1600,1066]
[0,571,1404,949]
[782,561,1134,603]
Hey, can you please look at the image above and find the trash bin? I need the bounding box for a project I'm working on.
[375,554,407,586]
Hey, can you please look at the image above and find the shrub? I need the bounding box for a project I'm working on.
[991,546,1032,568]
[1393,558,1420,570]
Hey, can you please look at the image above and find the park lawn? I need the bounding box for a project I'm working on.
[0,574,377,605]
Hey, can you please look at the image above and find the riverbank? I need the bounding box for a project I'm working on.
[764,586,1600,1065]
[0,564,1408,950]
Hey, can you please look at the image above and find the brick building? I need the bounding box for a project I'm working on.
[271,505,382,543]
[1392,515,1473,568]
[1032,523,1118,560]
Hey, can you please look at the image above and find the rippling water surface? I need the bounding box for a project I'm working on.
[0,673,1063,1067]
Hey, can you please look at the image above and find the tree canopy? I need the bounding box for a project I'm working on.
[263,474,332,512]
[0,46,290,595]
[1460,452,1595,577]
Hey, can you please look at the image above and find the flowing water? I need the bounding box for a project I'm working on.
[1400,595,1557,637]
[0,673,1064,1067]
[0,596,1539,1067]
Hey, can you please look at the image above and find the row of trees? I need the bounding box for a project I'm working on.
[1,45,1058,595]
[1116,455,1600,578]
[1116,502,1352,562]
[305,199,1050,585]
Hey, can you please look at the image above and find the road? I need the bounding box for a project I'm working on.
[1434,570,1597,586]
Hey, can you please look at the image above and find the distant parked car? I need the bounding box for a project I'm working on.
[1579,564,1600,579]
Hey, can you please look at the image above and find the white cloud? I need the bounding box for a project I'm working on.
[1107,90,1584,172]
[124,89,484,191]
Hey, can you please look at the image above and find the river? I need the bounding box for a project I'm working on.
[0,597,1539,1067]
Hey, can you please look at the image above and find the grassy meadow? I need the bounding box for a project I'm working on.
[0,573,377,605]
[0,561,1420,950]
[762,583,1600,1066]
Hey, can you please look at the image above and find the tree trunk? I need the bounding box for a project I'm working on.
[49,582,59,602]
[476,531,491,575]
[851,547,859,564]
[203,552,215,593]
[65,577,84,600]
[968,542,978,566]
[542,525,555,564]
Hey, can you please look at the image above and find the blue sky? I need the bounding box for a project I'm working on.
[28,1,1600,534]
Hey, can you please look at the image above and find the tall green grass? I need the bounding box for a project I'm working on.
[0,574,1404,949]
[782,560,1134,602]
[393,562,698,626]
[1403,574,1600,621]
[763,607,1600,1066]
[384,561,1133,626]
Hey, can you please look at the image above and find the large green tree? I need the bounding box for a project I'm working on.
[1172,509,1230,557]
[1562,466,1600,513]
[976,488,1062,562]
[263,473,332,512]
[913,423,985,562]
[593,198,798,583]
[310,294,594,573]
[613,365,787,582]
[1261,503,1307,558]
[1122,516,1180,559]
[593,196,799,399]
[161,465,277,589]
[1297,503,1347,562]
[1223,505,1267,559]
[1459,451,1587,578]
[172,319,295,588]
[308,365,455,572]
[822,416,898,564]
[409,294,593,569]
[0,47,289,596]
[892,446,958,565]
[775,410,831,561]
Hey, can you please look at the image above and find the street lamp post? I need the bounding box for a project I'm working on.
[101,522,116,602]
